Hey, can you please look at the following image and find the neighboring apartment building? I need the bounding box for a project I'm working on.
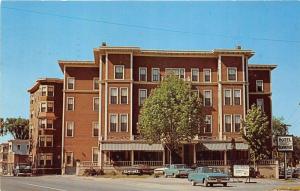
[28,78,63,174]
[0,143,9,175]
[55,44,276,174]
[7,139,30,175]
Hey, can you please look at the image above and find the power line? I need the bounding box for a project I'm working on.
[3,6,300,44]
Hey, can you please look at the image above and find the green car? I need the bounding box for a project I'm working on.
[188,167,230,187]
[164,164,192,178]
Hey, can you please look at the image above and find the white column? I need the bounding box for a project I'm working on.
[224,150,227,166]
[193,144,196,164]
[131,150,134,166]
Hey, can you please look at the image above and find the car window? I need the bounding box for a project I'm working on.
[175,165,185,169]
[202,167,221,173]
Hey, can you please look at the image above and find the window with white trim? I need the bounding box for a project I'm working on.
[120,114,128,132]
[48,86,54,97]
[256,80,263,92]
[40,102,47,112]
[228,68,237,81]
[205,115,212,133]
[191,68,199,82]
[224,115,232,132]
[165,68,185,79]
[110,88,118,104]
[47,119,54,129]
[39,154,45,166]
[93,78,99,90]
[66,121,74,137]
[224,89,232,105]
[110,114,117,132]
[93,97,99,111]
[203,69,211,82]
[120,88,128,104]
[92,122,99,137]
[46,136,53,147]
[39,136,53,147]
[139,67,147,81]
[67,97,74,111]
[41,86,47,96]
[233,89,241,105]
[115,65,124,79]
[152,68,160,82]
[204,90,212,107]
[66,152,73,166]
[92,148,98,163]
[39,119,47,129]
[38,153,52,166]
[47,102,54,112]
[46,154,53,166]
[39,136,45,147]
[234,115,241,132]
[257,99,264,111]
[67,77,75,90]
[139,89,147,106]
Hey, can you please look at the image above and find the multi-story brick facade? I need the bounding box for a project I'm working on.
[7,139,30,175]
[28,78,63,174]
[28,44,276,174]
[0,143,9,175]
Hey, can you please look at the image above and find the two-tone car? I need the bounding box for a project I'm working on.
[154,164,170,178]
[164,164,192,178]
[188,167,230,187]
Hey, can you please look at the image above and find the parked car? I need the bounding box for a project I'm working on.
[164,164,192,178]
[293,168,300,178]
[122,164,154,175]
[154,165,170,178]
[279,167,293,179]
[188,167,230,187]
[13,164,32,176]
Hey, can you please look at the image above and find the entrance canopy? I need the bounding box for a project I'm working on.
[100,143,164,151]
[198,142,248,151]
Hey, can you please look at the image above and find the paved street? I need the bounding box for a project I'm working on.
[1,175,300,191]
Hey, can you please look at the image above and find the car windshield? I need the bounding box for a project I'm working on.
[202,167,222,173]
[175,165,186,169]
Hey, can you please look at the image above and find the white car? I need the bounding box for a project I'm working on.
[154,165,170,178]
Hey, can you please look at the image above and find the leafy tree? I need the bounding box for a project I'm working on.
[138,75,205,163]
[272,116,289,160]
[292,136,300,165]
[242,105,271,164]
[0,117,29,140]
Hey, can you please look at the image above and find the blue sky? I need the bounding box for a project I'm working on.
[1,1,300,143]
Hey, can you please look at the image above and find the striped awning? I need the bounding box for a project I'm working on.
[198,143,249,151]
[100,143,164,151]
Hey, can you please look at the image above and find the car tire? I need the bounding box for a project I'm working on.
[223,183,227,187]
[191,181,196,186]
[204,179,208,187]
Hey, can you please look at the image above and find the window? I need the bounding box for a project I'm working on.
[48,86,54,97]
[234,89,241,105]
[39,136,45,147]
[66,152,73,166]
[17,145,21,150]
[93,78,99,90]
[67,77,75,90]
[46,154,52,166]
[67,97,74,111]
[66,121,74,137]
[47,102,54,112]
[139,89,147,106]
[224,115,232,132]
[234,115,241,132]
[204,90,212,107]
[165,68,185,79]
[224,89,232,105]
[92,148,98,163]
[39,119,47,128]
[92,122,99,137]
[110,88,118,104]
[139,67,147,81]
[120,114,128,132]
[257,99,264,111]
[39,154,45,166]
[110,114,117,132]
[46,136,53,147]
[120,88,128,104]
[47,120,53,129]
[203,69,211,82]
[40,102,47,112]
[152,68,160,82]
[205,115,212,133]
[191,68,199,82]
[41,86,47,96]
[115,65,124,79]
[228,68,237,81]
[256,80,263,92]
[93,97,99,111]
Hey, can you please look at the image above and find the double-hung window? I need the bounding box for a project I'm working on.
[191,68,199,82]
[256,80,263,92]
[115,65,124,79]
[48,86,54,97]
[67,97,74,111]
[46,136,53,147]
[47,120,53,129]
[205,115,212,133]
[224,115,232,132]
[93,78,99,90]
[92,122,99,137]
[40,102,47,112]
[234,89,241,105]
[110,88,118,104]
[152,68,160,82]
[120,114,128,132]
[110,114,117,132]
[228,68,237,81]
[92,148,98,163]
[66,152,73,166]
[234,115,241,132]
[47,102,54,112]
[257,99,264,111]
[204,90,212,107]
[39,119,47,128]
[203,69,211,82]
[66,121,74,137]
[41,86,47,96]
[139,67,147,81]
[224,89,232,105]
[39,136,45,147]
[139,89,147,106]
[67,77,75,90]
[120,88,128,104]
[93,97,99,111]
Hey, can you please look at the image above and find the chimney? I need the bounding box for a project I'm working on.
[236,45,242,50]
[102,42,107,47]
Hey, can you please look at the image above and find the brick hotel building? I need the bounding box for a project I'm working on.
[28,44,276,174]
